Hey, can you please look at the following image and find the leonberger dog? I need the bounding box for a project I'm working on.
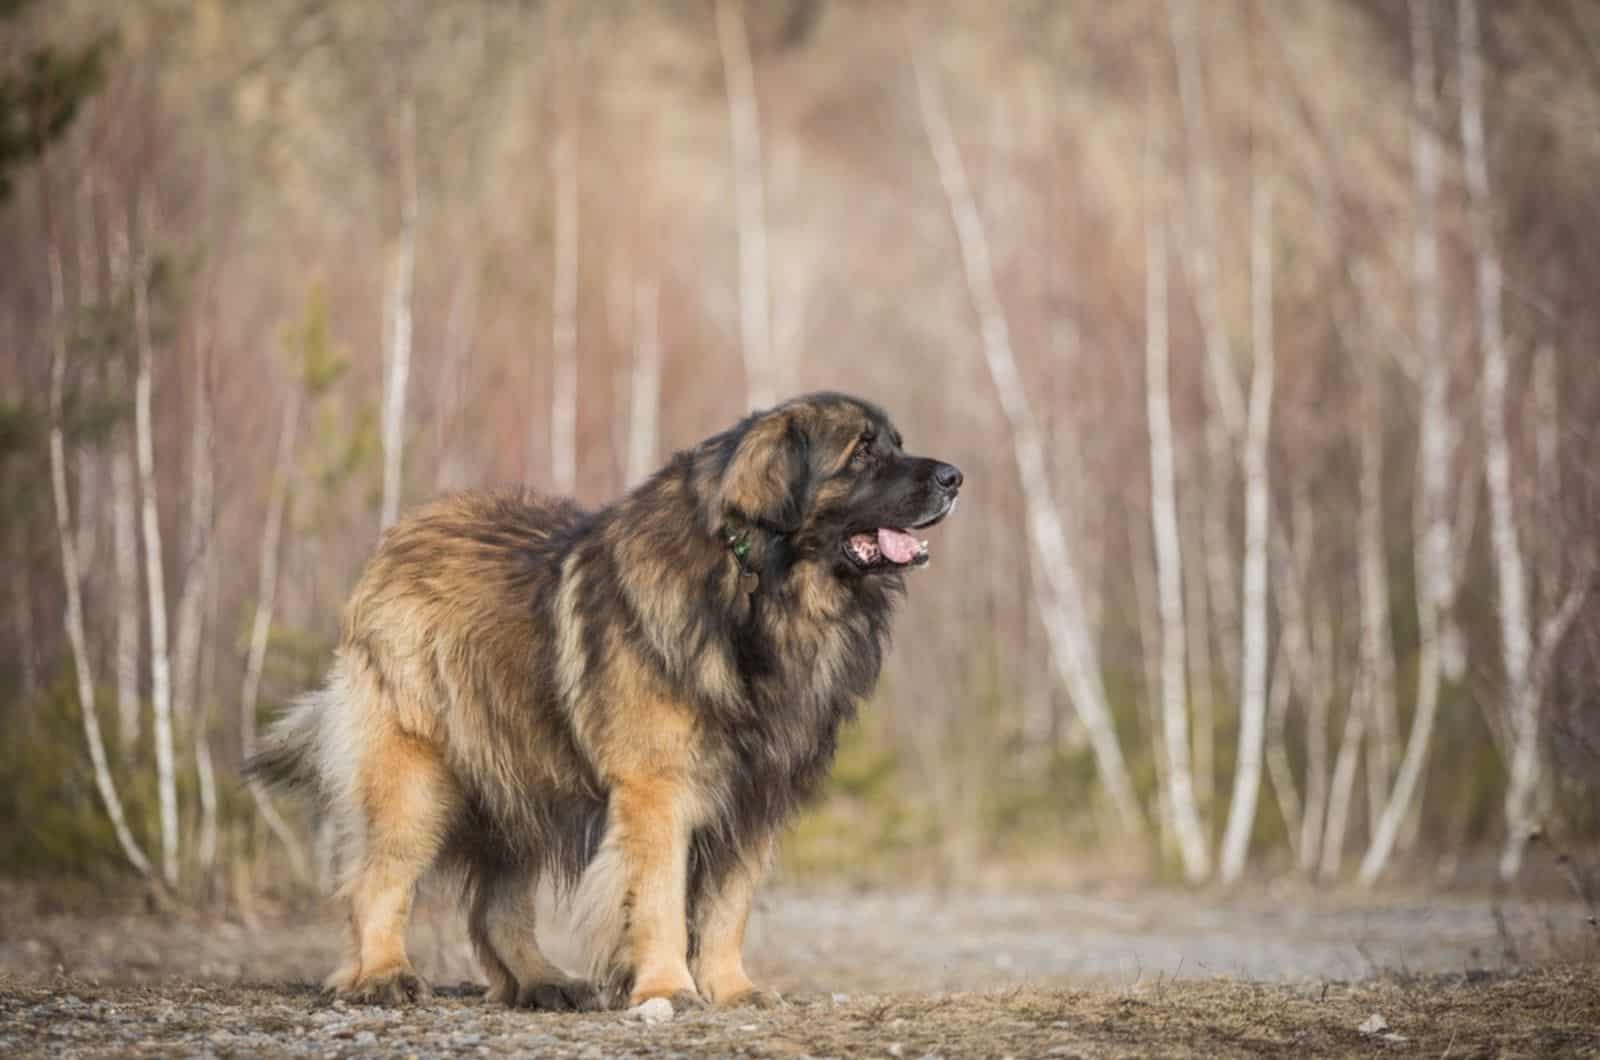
[248,392,962,1012]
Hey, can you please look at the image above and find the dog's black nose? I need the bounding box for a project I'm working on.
[934,463,963,491]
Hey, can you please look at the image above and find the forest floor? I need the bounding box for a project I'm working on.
[1,886,1597,1058]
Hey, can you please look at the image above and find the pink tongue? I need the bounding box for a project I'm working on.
[877,527,920,564]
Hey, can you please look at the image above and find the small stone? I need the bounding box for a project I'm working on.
[626,997,675,1025]
[831,992,850,1004]
[888,1044,904,1057]
[1358,1013,1389,1036]
[354,1030,378,1046]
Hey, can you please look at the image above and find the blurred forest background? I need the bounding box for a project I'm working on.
[2,0,1598,902]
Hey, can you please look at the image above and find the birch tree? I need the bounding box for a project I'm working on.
[379,95,417,529]
[195,550,219,874]
[1458,0,1593,879]
[912,44,1143,833]
[131,202,179,888]
[240,387,312,882]
[107,229,141,754]
[1168,0,1242,704]
[1360,0,1458,884]
[171,331,213,730]
[1217,180,1274,883]
[44,225,152,879]
[1145,208,1209,881]
[1355,319,1398,842]
[715,0,775,411]
[626,270,662,488]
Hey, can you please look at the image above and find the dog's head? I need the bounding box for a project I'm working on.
[710,392,962,578]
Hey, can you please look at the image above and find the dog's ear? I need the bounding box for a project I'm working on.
[719,410,811,533]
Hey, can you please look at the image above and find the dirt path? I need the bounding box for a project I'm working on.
[2,889,1595,1057]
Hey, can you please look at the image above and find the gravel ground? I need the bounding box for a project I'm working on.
[2,888,1596,1057]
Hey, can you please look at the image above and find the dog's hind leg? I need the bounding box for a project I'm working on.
[467,869,600,1010]
[331,721,458,1005]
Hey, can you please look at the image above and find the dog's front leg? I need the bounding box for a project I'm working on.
[693,836,781,1007]
[609,775,702,1010]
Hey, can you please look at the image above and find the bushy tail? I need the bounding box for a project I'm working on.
[243,689,327,796]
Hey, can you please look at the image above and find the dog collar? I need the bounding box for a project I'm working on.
[722,528,760,595]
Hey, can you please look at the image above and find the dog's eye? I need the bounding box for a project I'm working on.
[851,432,876,469]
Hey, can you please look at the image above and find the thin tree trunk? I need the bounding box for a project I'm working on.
[1146,210,1209,881]
[109,225,141,755]
[241,391,312,883]
[195,543,219,873]
[1130,519,1175,859]
[1320,684,1366,881]
[1218,180,1274,883]
[132,202,179,888]
[241,395,298,763]
[1274,487,1329,873]
[73,168,100,570]
[1361,0,1455,884]
[626,271,661,488]
[715,0,775,411]
[45,230,154,880]
[172,333,213,730]
[1265,641,1302,862]
[549,24,579,495]
[912,45,1144,833]
[380,95,418,530]
[1169,0,1243,707]
[1181,470,1216,818]
[1354,335,1398,848]
[1458,0,1539,881]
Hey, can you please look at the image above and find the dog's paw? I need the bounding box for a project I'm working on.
[516,977,603,1012]
[719,987,785,1009]
[337,966,432,1006]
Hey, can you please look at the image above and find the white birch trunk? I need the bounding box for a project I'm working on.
[1320,684,1366,880]
[1458,0,1539,880]
[1360,0,1456,884]
[195,544,219,873]
[380,97,418,530]
[626,272,662,488]
[132,204,179,888]
[1273,489,1330,873]
[549,40,579,495]
[715,0,775,411]
[1130,524,1175,859]
[1265,642,1302,861]
[1181,474,1216,817]
[46,237,154,880]
[109,223,142,755]
[1145,212,1209,881]
[1218,181,1274,883]
[912,47,1143,832]
[241,395,299,763]
[1168,0,1243,705]
[73,169,100,569]
[241,392,313,882]
[1354,338,1398,845]
[172,341,212,730]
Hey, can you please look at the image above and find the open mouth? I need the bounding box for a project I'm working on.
[843,498,956,571]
